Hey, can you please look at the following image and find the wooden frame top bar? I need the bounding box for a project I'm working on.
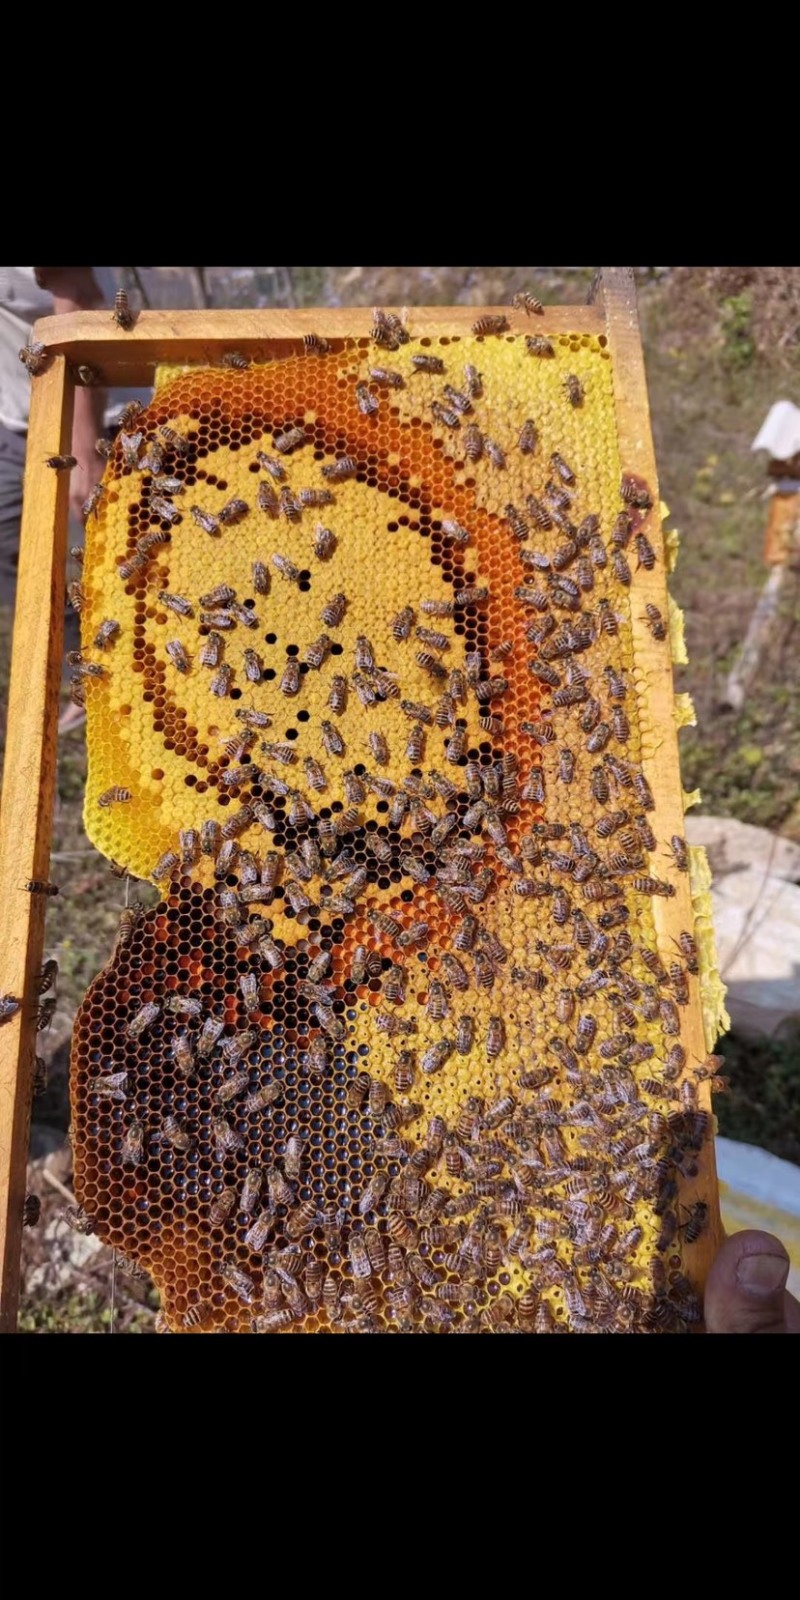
[33,305,606,389]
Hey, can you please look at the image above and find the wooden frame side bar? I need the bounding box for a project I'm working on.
[600,266,723,1281]
[0,357,74,1330]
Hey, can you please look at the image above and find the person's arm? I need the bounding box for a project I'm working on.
[34,268,107,521]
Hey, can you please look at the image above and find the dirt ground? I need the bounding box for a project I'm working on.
[3,265,799,1331]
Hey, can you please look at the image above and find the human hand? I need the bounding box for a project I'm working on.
[704,1229,800,1333]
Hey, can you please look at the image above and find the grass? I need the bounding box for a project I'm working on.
[716,1027,800,1168]
[18,1291,155,1335]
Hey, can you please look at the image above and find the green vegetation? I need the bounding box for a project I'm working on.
[18,1291,155,1335]
[720,293,756,372]
[716,1027,800,1167]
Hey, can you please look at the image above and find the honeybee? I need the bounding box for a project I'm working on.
[1,994,23,1026]
[45,452,78,472]
[320,720,345,757]
[139,436,165,473]
[387,606,416,647]
[486,1017,505,1060]
[86,1068,128,1107]
[472,314,509,335]
[98,786,132,807]
[260,739,296,765]
[296,755,327,798]
[190,506,220,535]
[68,655,104,679]
[33,958,59,999]
[308,523,335,561]
[149,495,181,525]
[270,555,300,590]
[359,1171,389,1216]
[156,590,194,620]
[680,1201,709,1245]
[113,288,135,329]
[150,849,179,885]
[160,1115,192,1154]
[197,1015,225,1061]
[666,834,689,873]
[170,1032,195,1078]
[273,425,306,455]
[278,657,299,697]
[126,999,161,1039]
[236,973,259,1016]
[431,400,461,429]
[321,592,347,627]
[19,335,48,376]
[669,963,690,1006]
[66,578,85,614]
[630,772,654,812]
[348,1235,372,1280]
[356,382,379,416]
[502,502,528,543]
[550,451,576,487]
[35,994,56,1032]
[209,663,233,697]
[116,430,144,469]
[321,455,357,481]
[147,476,186,503]
[422,1040,453,1074]
[564,374,584,407]
[534,342,568,380]
[203,1183,238,1230]
[403,723,425,765]
[195,821,220,862]
[165,639,190,675]
[213,1115,245,1157]
[371,308,401,350]
[620,473,652,509]
[411,354,445,373]
[483,438,506,469]
[214,496,248,528]
[455,585,490,612]
[658,997,680,1035]
[635,531,656,571]
[579,713,611,756]
[369,365,404,388]
[558,748,576,784]
[220,1258,257,1304]
[634,603,667,647]
[257,480,280,519]
[122,1119,146,1165]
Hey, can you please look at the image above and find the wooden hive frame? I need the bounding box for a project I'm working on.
[0,268,721,1332]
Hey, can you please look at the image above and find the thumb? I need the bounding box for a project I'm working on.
[704,1230,791,1334]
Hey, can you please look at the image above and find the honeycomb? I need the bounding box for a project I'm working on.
[70,323,719,1332]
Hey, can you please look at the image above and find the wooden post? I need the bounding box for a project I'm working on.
[722,566,788,711]
[601,267,723,1283]
[0,357,73,1331]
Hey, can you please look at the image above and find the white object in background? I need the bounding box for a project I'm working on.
[717,1137,800,1300]
[751,399,800,458]
[684,815,800,1037]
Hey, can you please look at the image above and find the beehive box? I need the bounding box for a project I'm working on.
[0,277,729,1332]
